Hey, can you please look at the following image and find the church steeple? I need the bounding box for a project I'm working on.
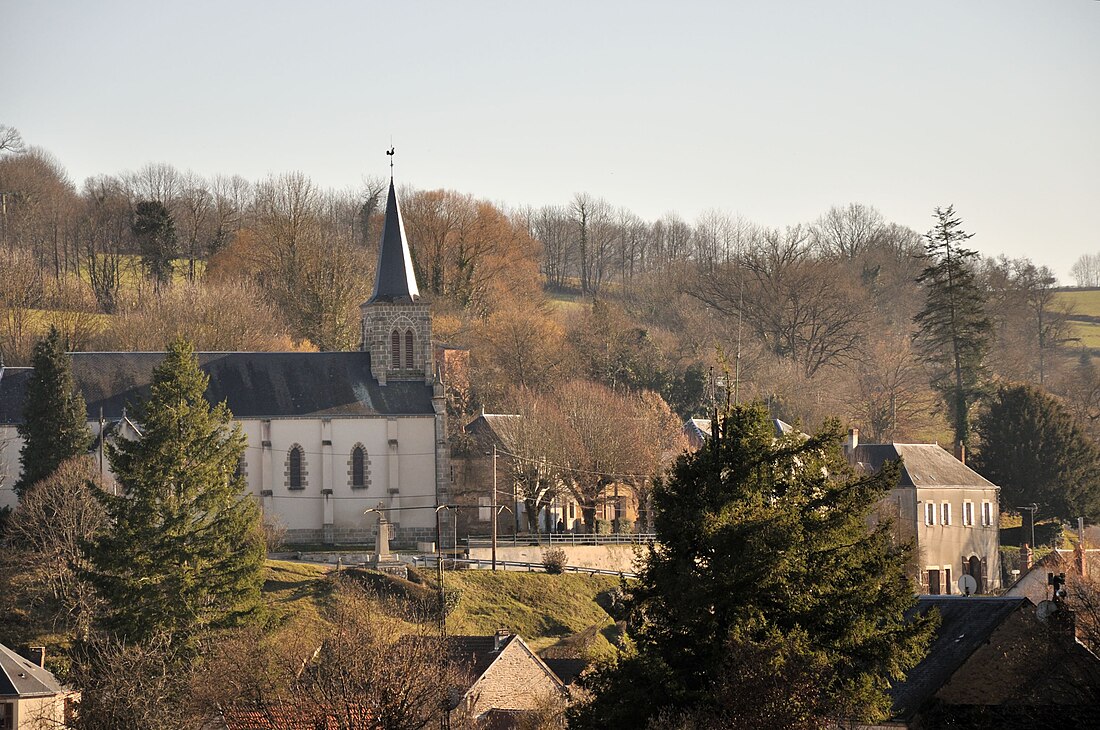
[367,168,420,304]
[360,153,432,386]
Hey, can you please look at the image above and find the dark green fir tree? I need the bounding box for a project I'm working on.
[913,206,991,448]
[88,339,264,644]
[16,326,93,497]
[570,404,934,729]
[974,383,1100,523]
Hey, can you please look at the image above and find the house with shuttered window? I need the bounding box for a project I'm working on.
[845,429,1001,594]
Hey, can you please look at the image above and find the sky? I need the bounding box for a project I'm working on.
[2,0,1098,281]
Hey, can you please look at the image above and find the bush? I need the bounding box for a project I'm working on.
[543,547,568,574]
[612,518,634,534]
[594,519,613,535]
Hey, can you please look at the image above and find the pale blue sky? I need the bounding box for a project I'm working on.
[3,1,1097,280]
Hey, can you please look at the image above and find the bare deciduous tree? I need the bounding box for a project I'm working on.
[1,456,109,639]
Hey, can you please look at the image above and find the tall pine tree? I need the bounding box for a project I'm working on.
[570,405,934,728]
[16,326,93,497]
[88,339,264,644]
[913,206,991,448]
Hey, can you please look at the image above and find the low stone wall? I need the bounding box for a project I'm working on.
[467,543,643,573]
[284,526,437,548]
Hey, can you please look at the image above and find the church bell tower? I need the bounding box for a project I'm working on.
[360,159,433,386]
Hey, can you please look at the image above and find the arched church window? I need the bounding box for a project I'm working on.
[352,446,366,488]
[391,330,402,368]
[288,445,304,489]
[405,329,415,369]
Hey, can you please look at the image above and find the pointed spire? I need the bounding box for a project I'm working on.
[368,175,420,304]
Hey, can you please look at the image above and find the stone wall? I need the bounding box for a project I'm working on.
[467,544,642,573]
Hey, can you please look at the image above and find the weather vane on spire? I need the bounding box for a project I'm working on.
[386,145,395,178]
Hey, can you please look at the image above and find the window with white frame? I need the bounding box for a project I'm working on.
[925,502,936,526]
[981,500,994,527]
[941,502,951,526]
[963,500,974,527]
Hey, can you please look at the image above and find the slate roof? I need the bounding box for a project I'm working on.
[448,633,517,685]
[889,596,1031,720]
[851,443,996,489]
[0,643,65,698]
[368,178,420,304]
[542,657,588,686]
[0,351,435,425]
[685,417,795,440]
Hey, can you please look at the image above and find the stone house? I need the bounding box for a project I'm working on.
[0,644,77,730]
[448,631,568,728]
[846,430,1002,594]
[0,175,449,547]
[880,596,1100,727]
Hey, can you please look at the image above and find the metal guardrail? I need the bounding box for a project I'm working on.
[463,532,656,549]
[413,554,637,579]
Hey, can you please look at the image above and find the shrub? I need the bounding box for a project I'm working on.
[594,519,613,535]
[543,547,568,574]
[612,518,634,534]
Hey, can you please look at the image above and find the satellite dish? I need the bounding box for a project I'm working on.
[958,574,978,596]
[1036,600,1059,623]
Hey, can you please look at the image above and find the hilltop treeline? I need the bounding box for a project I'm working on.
[2,126,1098,447]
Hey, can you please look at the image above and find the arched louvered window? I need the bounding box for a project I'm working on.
[289,446,304,489]
[405,329,415,370]
[352,446,366,488]
[391,330,402,368]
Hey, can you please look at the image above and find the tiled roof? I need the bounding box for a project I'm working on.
[0,351,435,426]
[0,643,64,698]
[851,443,996,489]
[889,596,1031,720]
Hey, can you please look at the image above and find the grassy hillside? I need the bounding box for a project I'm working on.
[1054,289,1100,348]
[263,561,623,659]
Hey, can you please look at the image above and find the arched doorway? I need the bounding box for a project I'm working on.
[968,555,982,593]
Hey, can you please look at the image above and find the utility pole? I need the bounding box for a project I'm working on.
[491,443,498,571]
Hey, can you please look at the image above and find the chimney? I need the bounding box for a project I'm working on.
[26,646,45,668]
[847,428,859,454]
[954,441,966,465]
[493,629,511,652]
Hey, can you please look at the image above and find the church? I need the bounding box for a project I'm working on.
[0,174,449,546]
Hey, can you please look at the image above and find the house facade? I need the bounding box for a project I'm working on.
[0,644,77,730]
[0,176,448,547]
[846,430,1002,594]
[450,413,640,540]
[448,631,568,727]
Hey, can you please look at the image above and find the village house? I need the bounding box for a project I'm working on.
[845,429,1002,594]
[0,644,77,730]
[448,631,569,728]
[877,596,1100,728]
[0,175,449,547]
[450,412,640,541]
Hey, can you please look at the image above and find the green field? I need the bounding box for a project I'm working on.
[1054,288,1100,316]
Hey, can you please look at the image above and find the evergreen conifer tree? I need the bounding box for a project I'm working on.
[974,383,1100,522]
[913,206,991,447]
[570,405,934,728]
[88,339,264,644]
[16,326,92,497]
